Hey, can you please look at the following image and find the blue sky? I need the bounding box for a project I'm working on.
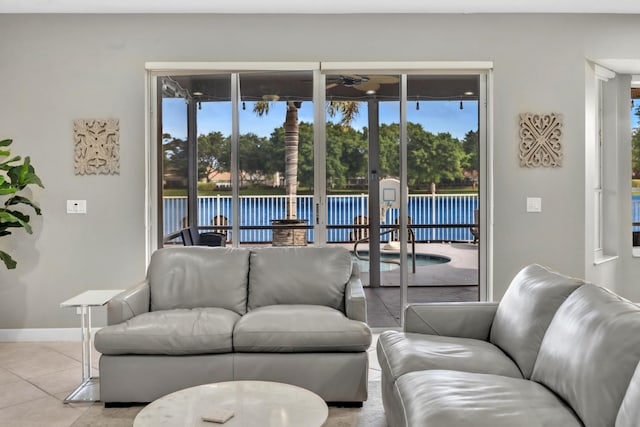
[163,98,640,141]
[163,99,480,141]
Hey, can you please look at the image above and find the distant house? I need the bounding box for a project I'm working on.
[204,170,282,188]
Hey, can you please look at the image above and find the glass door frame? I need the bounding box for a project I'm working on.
[320,62,493,311]
[145,61,494,316]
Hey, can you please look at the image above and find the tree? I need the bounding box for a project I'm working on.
[162,134,188,188]
[461,130,479,173]
[378,123,400,177]
[406,124,465,188]
[240,132,280,186]
[326,123,366,188]
[295,122,314,189]
[254,100,360,219]
[197,131,228,182]
[461,130,479,188]
[633,105,640,178]
[368,122,465,188]
[327,101,361,128]
[0,139,44,269]
[253,101,301,218]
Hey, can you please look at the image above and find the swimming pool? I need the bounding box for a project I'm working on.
[351,251,450,272]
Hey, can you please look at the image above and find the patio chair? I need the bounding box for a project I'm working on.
[180,228,194,246]
[212,215,229,240]
[350,216,369,241]
[183,226,226,247]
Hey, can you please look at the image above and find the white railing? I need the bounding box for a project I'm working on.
[164,193,479,243]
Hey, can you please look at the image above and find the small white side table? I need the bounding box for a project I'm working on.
[60,289,123,403]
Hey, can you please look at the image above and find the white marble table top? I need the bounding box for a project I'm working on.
[133,380,329,427]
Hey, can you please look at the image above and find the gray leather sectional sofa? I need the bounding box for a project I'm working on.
[377,264,640,427]
[95,246,372,405]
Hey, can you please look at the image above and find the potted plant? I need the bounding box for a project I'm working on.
[0,138,44,269]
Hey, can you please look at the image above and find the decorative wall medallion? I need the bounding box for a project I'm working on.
[519,113,563,168]
[74,119,120,175]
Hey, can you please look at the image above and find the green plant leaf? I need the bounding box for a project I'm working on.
[0,210,32,233]
[22,157,44,188]
[5,195,42,215]
[0,155,21,170]
[7,157,43,189]
[0,175,18,196]
[0,250,17,269]
[0,138,43,269]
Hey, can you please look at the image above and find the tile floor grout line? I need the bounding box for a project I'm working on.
[1,343,88,404]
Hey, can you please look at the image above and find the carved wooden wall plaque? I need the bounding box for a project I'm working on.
[519,113,563,168]
[74,119,120,175]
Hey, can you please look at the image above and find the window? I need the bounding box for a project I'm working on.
[631,78,640,253]
[592,64,618,264]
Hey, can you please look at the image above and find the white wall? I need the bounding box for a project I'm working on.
[1,13,640,329]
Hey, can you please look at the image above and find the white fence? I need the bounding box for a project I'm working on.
[164,193,479,243]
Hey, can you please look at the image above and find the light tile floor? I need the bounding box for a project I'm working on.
[0,335,386,426]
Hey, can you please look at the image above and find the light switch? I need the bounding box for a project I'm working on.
[66,200,87,214]
[526,197,542,213]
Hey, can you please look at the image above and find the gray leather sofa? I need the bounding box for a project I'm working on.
[95,246,371,405]
[377,264,640,427]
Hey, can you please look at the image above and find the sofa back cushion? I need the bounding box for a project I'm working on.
[148,247,250,314]
[489,264,584,378]
[616,360,640,427]
[247,247,351,312]
[531,284,640,427]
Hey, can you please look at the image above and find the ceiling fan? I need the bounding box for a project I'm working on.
[326,75,399,93]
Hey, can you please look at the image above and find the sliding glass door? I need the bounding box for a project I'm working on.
[150,63,489,328]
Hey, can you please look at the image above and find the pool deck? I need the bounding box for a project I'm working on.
[335,241,479,287]
[335,241,480,327]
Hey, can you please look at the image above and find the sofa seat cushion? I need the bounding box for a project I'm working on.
[377,331,523,384]
[95,308,240,355]
[233,305,371,352]
[394,370,582,427]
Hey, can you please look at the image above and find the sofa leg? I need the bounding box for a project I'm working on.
[328,401,364,408]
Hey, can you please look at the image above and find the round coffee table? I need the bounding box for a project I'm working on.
[133,380,328,427]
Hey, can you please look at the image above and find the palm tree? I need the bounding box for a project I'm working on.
[253,100,359,220]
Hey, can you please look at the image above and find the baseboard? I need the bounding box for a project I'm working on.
[0,328,101,342]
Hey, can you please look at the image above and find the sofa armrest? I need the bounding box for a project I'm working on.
[404,302,499,341]
[106,280,150,325]
[345,264,367,323]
